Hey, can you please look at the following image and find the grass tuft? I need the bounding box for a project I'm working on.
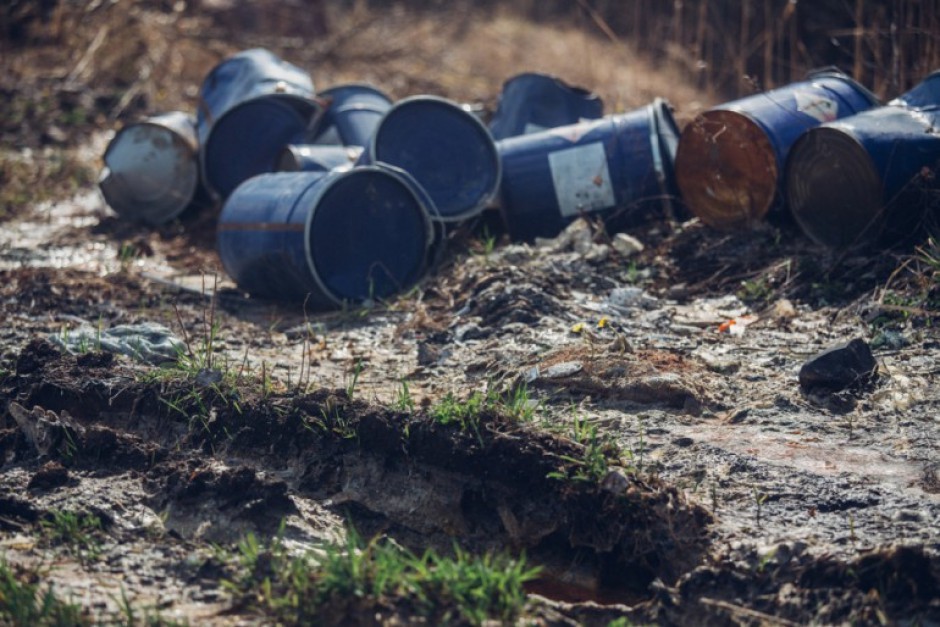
[222,528,539,625]
[0,560,89,626]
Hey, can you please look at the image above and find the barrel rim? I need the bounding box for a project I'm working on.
[368,94,502,222]
[648,97,682,218]
[318,82,393,105]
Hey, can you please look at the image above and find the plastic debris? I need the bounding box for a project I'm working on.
[50,322,186,365]
[611,232,645,257]
[718,314,758,336]
[607,286,658,311]
[541,361,584,379]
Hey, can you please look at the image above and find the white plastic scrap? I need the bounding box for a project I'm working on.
[50,322,186,364]
[607,286,658,312]
[611,232,645,257]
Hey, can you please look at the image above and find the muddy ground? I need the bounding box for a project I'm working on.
[3,181,940,625]
[3,3,940,626]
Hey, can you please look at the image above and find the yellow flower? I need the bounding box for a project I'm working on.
[571,322,585,334]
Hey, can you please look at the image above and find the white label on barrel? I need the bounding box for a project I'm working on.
[549,141,615,217]
[794,89,838,123]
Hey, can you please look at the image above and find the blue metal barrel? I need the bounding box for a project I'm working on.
[217,166,434,306]
[675,70,879,230]
[311,83,392,147]
[197,48,321,199]
[99,111,202,225]
[786,71,940,249]
[489,72,604,140]
[496,99,681,242]
[277,144,362,172]
[357,96,501,222]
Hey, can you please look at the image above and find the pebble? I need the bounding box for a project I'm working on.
[611,232,645,257]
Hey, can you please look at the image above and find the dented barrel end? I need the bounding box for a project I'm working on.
[99,111,201,226]
[489,72,604,140]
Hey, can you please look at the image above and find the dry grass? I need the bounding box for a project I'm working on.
[0,0,717,221]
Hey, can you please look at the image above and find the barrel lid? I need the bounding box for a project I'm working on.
[202,95,319,198]
[370,95,501,222]
[674,109,778,230]
[786,127,883,249]
[304,165,433,304]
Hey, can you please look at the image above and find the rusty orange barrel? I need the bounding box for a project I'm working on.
[675,70,879,230]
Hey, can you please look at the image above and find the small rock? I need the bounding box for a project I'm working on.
[416,342,441,366]
[870,329,910,350]
[695,350,741,374]
[611,232,645,257]
[584,243,610,264]
[608,286,657,310]
[454,322,487,341]
[499,244,532,264]
[893,509,924,523]
[570,224,593,255]
[542,361,583,379]
[27,461,70,491]
[600,469,631,495]
[195,368,224,388]
[770,298,798,321]
[798,338,877,391]
[42,124,68,145]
